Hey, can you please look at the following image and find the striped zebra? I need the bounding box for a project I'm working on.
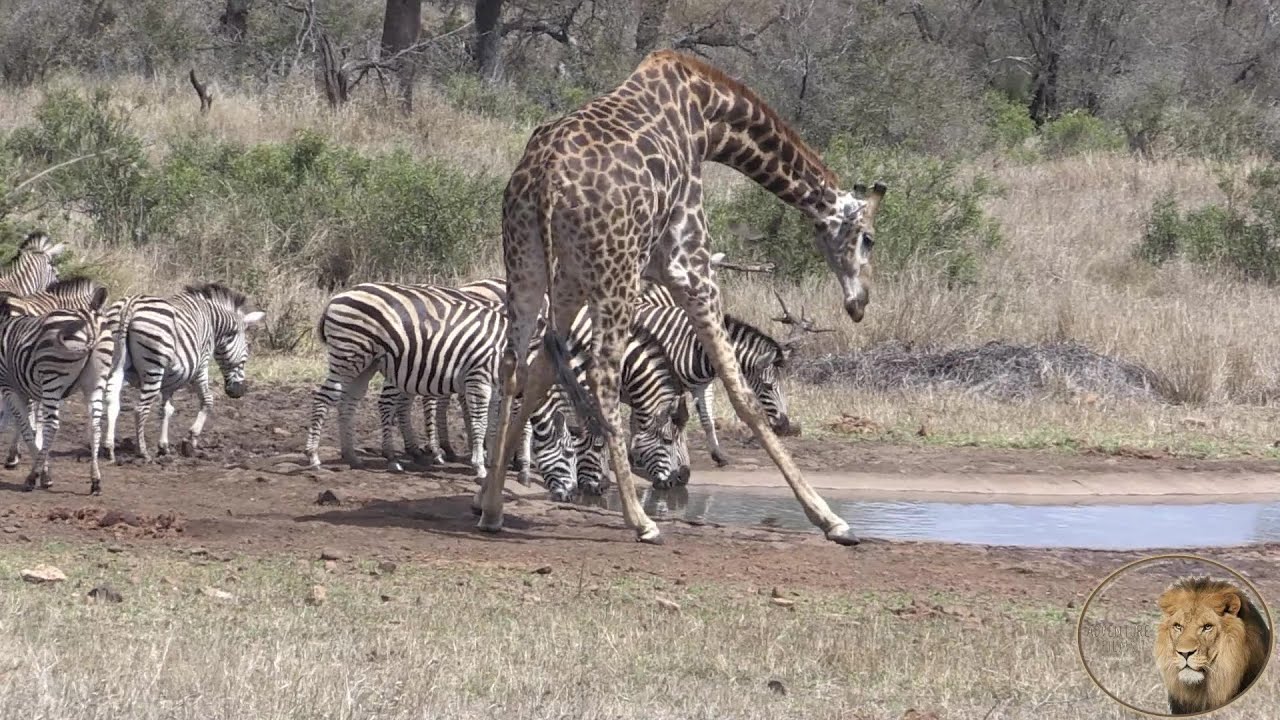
[304,281,575,489]
[0,288,112,494]
[407,278,693,493]
[103,283,265,462]
[0,277,113,469]
[0,231,64,294]
[634,282,794,466]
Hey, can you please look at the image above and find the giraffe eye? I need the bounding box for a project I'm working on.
[862,233,875,250]
[1173,624,1183,632]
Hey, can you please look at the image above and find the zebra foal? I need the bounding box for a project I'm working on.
[103,283,265,462]
[0,231,64,295]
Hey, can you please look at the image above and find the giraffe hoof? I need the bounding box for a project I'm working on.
[157,443,170,457]
[826,525,861,547]
[636,530,664,546]
[476,513,503,533]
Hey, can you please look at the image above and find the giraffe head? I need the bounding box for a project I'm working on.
[815,182,886,323]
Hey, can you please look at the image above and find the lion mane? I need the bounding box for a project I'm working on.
[1153,576,1272,715]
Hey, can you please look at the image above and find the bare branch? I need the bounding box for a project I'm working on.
[710,254,775,274]
[770,288,834,335]
[4,152,109,201]
[188,68,213,114]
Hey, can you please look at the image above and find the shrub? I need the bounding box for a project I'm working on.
[1138,167,1280,283]
[709,136,1002,284]
[984,91,1035,151]
[1039,110,1125,157]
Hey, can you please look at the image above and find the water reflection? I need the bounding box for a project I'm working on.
[573,485,1280,551]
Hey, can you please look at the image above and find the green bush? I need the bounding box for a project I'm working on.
[1040,110,1125,157]
[984,91,1035,150]
[443,74,550,126]
[709,135,1002,284]
[4,88,150,243]
[1138,167,1280,283]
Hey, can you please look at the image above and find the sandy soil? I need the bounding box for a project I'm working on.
[2,384,1278,609]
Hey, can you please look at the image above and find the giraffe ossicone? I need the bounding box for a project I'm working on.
[477,49,886,547]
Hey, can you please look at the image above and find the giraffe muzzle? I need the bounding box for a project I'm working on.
[845,296,867,323]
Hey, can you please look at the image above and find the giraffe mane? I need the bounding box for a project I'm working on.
[642,50,840,188]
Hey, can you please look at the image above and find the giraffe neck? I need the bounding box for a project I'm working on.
[682,72,840,220]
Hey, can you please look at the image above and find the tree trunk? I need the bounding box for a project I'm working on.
[634,0,671,55]
[474,0,504,82]
[219,0,251,42]
[381,0,423,112]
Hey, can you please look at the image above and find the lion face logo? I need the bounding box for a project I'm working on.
[1154,577,1272,715]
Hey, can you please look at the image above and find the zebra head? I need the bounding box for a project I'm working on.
[728,314,798,437]
[627,394,691,489]
[187,283,265,399]
[528,393,579,503]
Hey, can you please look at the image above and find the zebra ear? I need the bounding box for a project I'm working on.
[242,310,266,326]
[44,242,66,258]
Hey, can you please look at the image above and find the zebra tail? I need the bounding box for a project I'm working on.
[537,172,611,439]
[57,318,95,356]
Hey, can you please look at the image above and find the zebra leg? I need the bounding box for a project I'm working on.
[29,392,60,490]
[1,393,40,489]
[695,383,728,467]
[417,396,446,465]
[375,384,409,473]
[103,353,127,462]
[157,393,177,457]
[3,402,20,469]
[181,365,214,457]
[516,418,533,486]
[438,394,465,463]
[463,377,492,481]
[305,364,375,469]
[132,369,165,462]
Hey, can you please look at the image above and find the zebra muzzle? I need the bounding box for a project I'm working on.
[225,381,247,399]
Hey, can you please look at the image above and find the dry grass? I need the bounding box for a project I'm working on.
[1,541,1273,720]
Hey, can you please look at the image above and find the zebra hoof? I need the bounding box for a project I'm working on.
[825,524,861,547]
[636,528,664,545]
[579,480,604,496]
[157,443,171,457]
[4,454,19,469]
[387,459,405,474]
[89,480,101,496]
[711,450,730,467]
[476,513,503,533]
[179,440,195,458]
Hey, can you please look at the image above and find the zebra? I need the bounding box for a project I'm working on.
[304,282,569,484]
[102,283,266,462]
[634,282,795,466]
[0,291,112,494]
[403,278,693,493]
[0,277,114,469]
[0,231,64,295]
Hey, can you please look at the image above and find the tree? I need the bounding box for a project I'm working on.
[219,0,251,42]
[381,0,423,111]
[474,0,503,81]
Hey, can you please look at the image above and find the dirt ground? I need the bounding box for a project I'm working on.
[2,384,1279,610]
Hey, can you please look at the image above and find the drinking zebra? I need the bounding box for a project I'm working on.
[0,231,63,294]
[0,289,113,494]
[103,283,266,462]
[634,282,795,466]
[303,281,581,496]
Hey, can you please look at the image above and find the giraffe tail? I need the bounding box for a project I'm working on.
[537,175,612,439]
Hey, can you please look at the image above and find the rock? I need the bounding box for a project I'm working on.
[380,594,393,603]
[188,547,210,557]
[655,597,681,613]
[316,490,341,506]
[21,565,67,583]
[767,679,787,696]
[376,561,397,575]
[320,548,345,561]
[199,586,235,602]
[532,565,553,575]
[88,585,123,603]
[98,510,141,528]
[272,427,292,437]
[105,545,126,554]
[306,585,327,606]
[324,560,338,572]
[771,587,786,599]
[770,597,796,608]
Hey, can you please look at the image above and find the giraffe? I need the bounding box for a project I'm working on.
[476,49,885,546]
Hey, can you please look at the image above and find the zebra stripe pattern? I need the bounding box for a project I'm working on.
[634,283,793,466]
[0,278,116,471]
[304,281,578,495]
[0,294,110,494]
[103,283,265,462]
[0,232,63,295]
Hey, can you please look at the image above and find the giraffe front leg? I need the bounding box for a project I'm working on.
[463,378,492,481]
[665,257,857,546]
[181,366,214,458]
[694,383,728,467]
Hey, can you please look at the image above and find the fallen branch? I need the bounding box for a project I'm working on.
[711,255,775,274]
[771,288,834,335]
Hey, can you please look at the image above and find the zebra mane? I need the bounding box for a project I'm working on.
[722,312,787,367]
[183,282,250,310]
[18,231,53,253]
